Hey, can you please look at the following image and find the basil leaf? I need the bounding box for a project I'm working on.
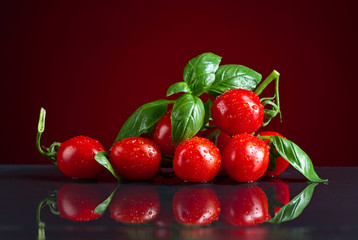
[271,136,327,182]
[183,52,221,95]
[114,99,169,142]
[268,183,318,224]
[166,82,192,96]
[171,93,205,145]
[207,64,262,97]
[94,151,121,180]
[203,98,213,126]
[94,185,119,214]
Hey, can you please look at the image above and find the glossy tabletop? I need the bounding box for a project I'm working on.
[1,165,358,240]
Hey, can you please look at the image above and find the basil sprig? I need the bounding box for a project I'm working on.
[114,52,261,146]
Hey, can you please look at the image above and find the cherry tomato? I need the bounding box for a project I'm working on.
[153,111,176,155]
[211,89,264,135]
[256,131,289,177]
[222,133,269,182]
[173,187,220,226]
[173,137,221,182]
[56,136,106,179]
[221,186,269,226]
[57,183,106,221]
[110,137,161,181]
[110,185,160,223]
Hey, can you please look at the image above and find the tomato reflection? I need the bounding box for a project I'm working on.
[57,183,107,221]
[262,178,290,217]
[110,185,160,224]
[173,187,221,226]
[221,186,269,226]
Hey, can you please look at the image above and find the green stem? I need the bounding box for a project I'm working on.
[36,108,59,165]
[36,108,48,157]
[254,70,280,96]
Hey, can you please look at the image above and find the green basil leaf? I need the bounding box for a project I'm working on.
[94,185,119,214]
[183,52,222,95]
[203,98,213,126]
[268,183,318,224]
[171,93,205,145]
[114,99,169,142]
[94,151,121,180]
[271,136,327,182]
[207,64,262,97]
[166,82,192,96]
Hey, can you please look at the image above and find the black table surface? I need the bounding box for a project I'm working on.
[1,165,357,240]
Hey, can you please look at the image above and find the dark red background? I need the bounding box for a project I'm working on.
[1,0,357,165]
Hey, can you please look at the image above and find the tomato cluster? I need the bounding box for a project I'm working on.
[37,87,290,182]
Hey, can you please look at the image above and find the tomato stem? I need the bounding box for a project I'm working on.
[254,70,282,126]
[254,70,280,96]
[36,108,59,165]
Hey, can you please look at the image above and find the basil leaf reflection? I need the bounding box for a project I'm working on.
[267,183,318,224]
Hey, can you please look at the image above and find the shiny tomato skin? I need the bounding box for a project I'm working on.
[56,136,106,179]
[222,133,270,182]
[110,185,160,224]
[110,137,161,181]
[221,186,269,226]
[211,89,264,135]
[57,183,106,222]
[173,137,221,183]
[153,111,176,155]
[256,131,290,177]
[173,187,220,226]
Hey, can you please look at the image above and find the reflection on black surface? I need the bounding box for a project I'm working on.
[36,180,318,240]
[110,185,161,224]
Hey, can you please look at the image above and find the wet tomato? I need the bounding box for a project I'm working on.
[56,136,106,179]
[222,133,269,182]
[211,89,264,135]
[173,137,221,182]
[110,137,161,181]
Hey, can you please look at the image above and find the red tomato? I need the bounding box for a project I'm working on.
[56,136,106,179]
[222,133,269,182]
[256,131,290,177]
[211,89,264,135]
[153,111,176,155]
[110,185,160,224]
[221,186,269,226]
[173,137,221,182]
[110,137,161,181]
[173,187,221,226]
[57,183,106,222]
